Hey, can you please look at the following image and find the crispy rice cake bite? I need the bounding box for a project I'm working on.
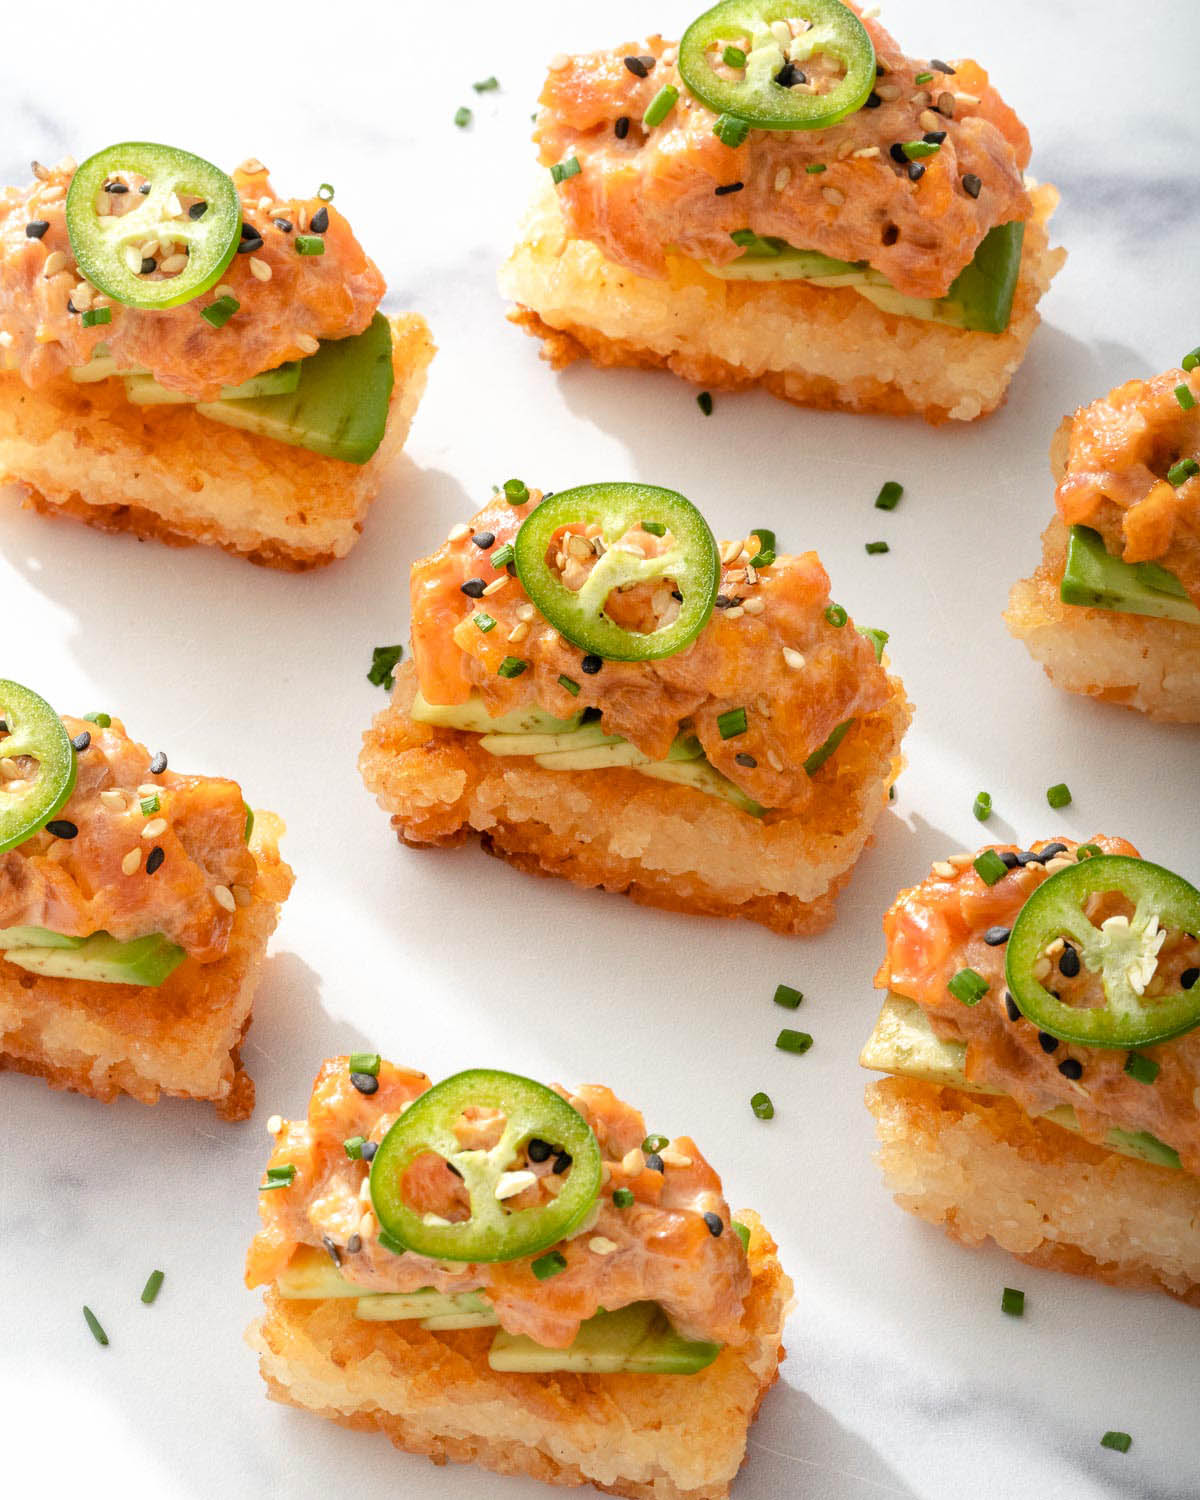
[501,3,1063,423]
[0,147,434,568]
[246,1058,792,1499]
[861,836,1200,1303]
[360,482,910,933]
[0,681,292,1117]
[1007,364,1200,721]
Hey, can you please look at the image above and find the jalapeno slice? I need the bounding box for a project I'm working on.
[1006,855,1200,1048]
[513,484,720,662]
[66,142,241,310]
[0,681,77,855]
[679,0,875,131]
[370,1069,603,1263]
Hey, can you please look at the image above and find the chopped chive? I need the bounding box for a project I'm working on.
[713,113,751,148]
[344,1135,366,1159]
[750,1091,774,1120]
[84,712,111,727]
[473,76,499,92]
[81,306,112,328]
[643,85,679,128]
[139,795,160,815]
[642,520,667,536]
[973,791,992,822]
[491,543,516,568]
[865,540,889,555]
[260,1164,297,1190]
[140,1270,165,1305]
[532,1250,567,1280]
[748,528,776,567]
[1046,782,1072,809]
[805,162,827,173]
[82,1306,109,1346]
[974,849,1009,886]
[902,140,940,160]
[914,70,934,83]
[948,967,989,1005]
[642,1134,668,1153]
[858,626,888,661]
[803,717,853,775]
[1167,458,1199,486]
[474,612,497,633]
[1075,842,1102,861]
[697,390,714,415]
[454,106,473,128]
[201,294,239,328]
[1182,346,1200,372]
[824,603,848,628]
[732,1221,751,1251]
[773,983,803,1009]
[723,44,747,67]
[1124,1051,1160,1085]
[776,1028,813,1054]
[557,674,581,696]
[612,1187,635,1208]
[717,706,748,739]
[348,1052,381,1077]
[1100,1432,1132,1454]
[368,644,404,690]
[1175,383,1196,411]
[295,235,325,256]
[497,657,528,678]
[550,156,581,184]
[1000,1286,1025,1317]
[503,478,529,504]
[874,480,904,510]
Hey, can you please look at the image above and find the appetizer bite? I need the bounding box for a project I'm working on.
[246,1058,791,1499]
[1007,360,1200,721]
[862,837,1200,1303]
[0,144,434,568]
[0,679,291,1117]
[360,482,909,932]
[501,0,1063,423]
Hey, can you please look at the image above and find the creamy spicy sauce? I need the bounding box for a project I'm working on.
[0,715,253,961]
[1055,366,1200,606]
[409,493,890,816]
[246,1058,752,1349]
[0,160,384,399]
[878,836,1200,1171]
[535,9,1030,299]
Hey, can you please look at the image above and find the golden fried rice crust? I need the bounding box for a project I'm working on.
[0,812,293,1118]
[500,180,1063,425]
[867,1076,1200,1306]
[0,314,434,570]
[247,1211,790,1500]
[359,663,910,935]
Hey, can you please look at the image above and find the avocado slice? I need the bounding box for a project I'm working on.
[1060,525,1200,625]
[124,363,300,405]
[2,930,186,987]
[528,731,703,771]
[69,352,149,383]
[0,925,84,950]
[411,691,584,737]
[861,993,1183,1171]
[482,722,624,758]
[356,1292,497,1328]
[276,1249,363,1299]
[196,312,394,463]
[488,1301,721,1375]
[637,758,765,817]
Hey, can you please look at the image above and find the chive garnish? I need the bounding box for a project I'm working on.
[368,644,403,690]
[1182,347,1200,372]
[1075,842,1102,861]
[141,1270,165,1305]
[454,106,473,128]
[532,1250,567,1280]
[914,70,934,83]
[803,717,853,775]
[612,1187,635,1208]
[348,1052,381,1077]
[973,791,992,822]
[474,613,497,633]
[865,540,889,555]
[858,626,888,661]
[643,85,679,128]
[503,478,529,504]
[948,967,989,1005]
[717,707,748,739]
[824,603,847,628]
[750,1091,775,1120]
[84,712,111,727]
[1124,1052,1160,1085]
[344,1135,366,1159]
[81,306,112,328]
[260,1164,297,1190]
[497,657,528,678]
[1175,383,1196,411]
[713,113,751,148]
[748,528,776,567]
[1000,1286,1025,1317]
[1167,458,1198,486]
[901,140,940,160]
[805,162,827,173]
[973,849,1008,886]
[642,1134,668,1153]
[473,76,500,92]
[642,520,667,536]
[874,480,903,510]
[732,1221,751,1251]
[140,795,160,815]
[201,295,239,328]
[490,543,516,568]
[1100,1432,1132,1454]
[550,156,581,184]
[83,1306,109,1346]
[723,44,747,66]
[776,1028,813,1054]
[697,390,714,414]
[558,674,581,696]
[1046,782,1072,809]
[295,235,325,256]
[773,983,803,1009]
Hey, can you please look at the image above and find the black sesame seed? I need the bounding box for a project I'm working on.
[237,233,264,254]
[1014,850,1043,867]
[1058,942,1081,979]
[45,820,78,839]
[999,851,1021,869]
[552,1151,572,1175]
[350,1071,379,1095]
[71,731,91,753]
[1005,992,1021,1022]
[460,578,487,598]
[346,1234,362,1253]
[863,91,883,108]
[471,531,495,549]
[25,220,49,239]
[962,173,982,199]
[310,206,329,234]
[923,130,947,144]
[0,721,8,732]
[645,1152,664,1173]
[149,751,168,775]
[145,846,165,875]
[527,1137,553,1163]
[360,1141,378,1162]
[614,116,631,140]
[1037,1031,1059,1054]
[983,925,1011,946]
[774,62,807,88]
[188,201,208,220]
[273,217,293,233]
[322,1234,342,1268]
[140,257,157,275]
[907,161,926,182]
[931,59,956,75]
[581,654,603,674]
[104,181,129,194]
[715,594,744,609]
[735,752,757,768]
[702,1211,723,1237]
[889,143,908,164]
[446,1162,463,1179]
[624,55,655,78]
[1058,1057,1083,1081]
[1182,967,1200,991]
[671,590,683,602]
[1039,842,1068,860]
[715,181,745,196]
[138,183,151,194]
[67,299,79,315]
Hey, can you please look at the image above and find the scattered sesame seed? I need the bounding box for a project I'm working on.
[983,925,1011,946]
[43,250,69,278]
[614,115,631,140]
[447,523,470,542]
[1038,1031,1059,1054]
[1005,993,1021,1022]
[1058,1057,1084,1081]
[852,145,881,158]
[71,731,91,753]
[45,819,78,839]
[703,1212,723,1237]
[715,180,744,196]
[296,334,320,356]
[822,186,846,207]
[145,847,165,875]
[962,173,982,198]
[481,576,508,597]
[149,751,168,775]
[581,654,603,674]
[782,647,805,670]
[212,885,236,912]
[141,817,167,839]
[659,1147,693,1168]
[100,789,127,811]
[774,167,792,192]
[932,860,955,878]
[310,206,329,234]
[350,1071,379,1096]
[121,848,142,876]
[589,1236,620,1255]
[249,257,272,282]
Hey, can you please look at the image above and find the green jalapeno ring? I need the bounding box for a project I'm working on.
[513,484,720,662]
[66,142,242,311]
[679,0,876,132]
[0,680,77,855]
[1006,855,1200,1049]
[370,1069,603,1263]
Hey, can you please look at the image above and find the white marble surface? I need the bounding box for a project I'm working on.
[1,3,1198,1497]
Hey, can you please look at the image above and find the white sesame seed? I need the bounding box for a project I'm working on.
[836,138,856,160]
[482,576,508,597]
[249,257,272,283]
[256,195,273,213]
[774,166,791,192]
[743,597,765,615]
[767,748,784,772]
[1045,856,1073,873]
[123,246,143,275]
[213,884,236,913]
[358,1210,376,1238]
[448,523,470,542]
[121,848,142,876]
[770,18,791,44]
[910,90,932,108]
[720,539,742,565]
[266,1114,283,1136]
[937,91,956,116]
[661,46,677,64]
[659,1147,692,1168]
[295,334,320,356]
[919,108,942,133]
[1033,956,1052,981]
[495,1170,537,1201]
[948,853,974,868]
[822,186,846,207]
[955,92,981,107]
[621,1148,643,1176]
[782,647,806,669]
[932,861,955,878]
[137,783,160,797]
[100,789,127,811]
[358,1178,373,1204]
[165,192,184,218]
[31,160,51,181]
[141,817,167,839]
[71,282,93,311]
[158,254,188,275]
[724,606,744,620]
[853,146,881,159]
[43,250,68,278]
[238,157,268,176]
[213,285,235,301]
[589,1236,620,1256]
[516,602,536,622]
[874,82,900,101]
[507,622,530,644]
